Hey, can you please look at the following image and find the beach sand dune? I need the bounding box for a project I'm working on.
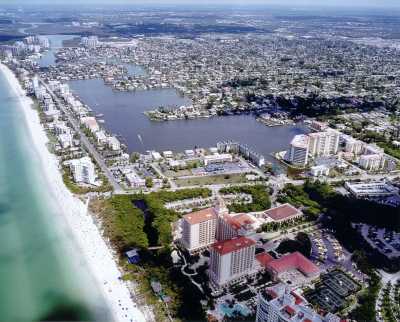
[0,64,148,322]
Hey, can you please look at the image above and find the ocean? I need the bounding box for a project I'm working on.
[0,69,110,321]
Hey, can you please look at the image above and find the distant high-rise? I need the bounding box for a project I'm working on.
[82,36,99,49]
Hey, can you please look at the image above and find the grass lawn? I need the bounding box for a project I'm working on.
[164,169,192,177]
[174,173,249,187]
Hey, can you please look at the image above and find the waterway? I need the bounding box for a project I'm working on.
[0,69,109,320]
[38,34,77,67]
[68,78,308,162]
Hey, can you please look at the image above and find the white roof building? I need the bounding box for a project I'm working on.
[68,156,96,185]
[58,133,73,149]
[286,134,309,167]
[203,153,232,166]
[107,136,121,151]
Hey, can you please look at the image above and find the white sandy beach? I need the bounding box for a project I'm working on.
[0,63,148,322]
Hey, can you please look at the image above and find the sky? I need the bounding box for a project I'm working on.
[2,0,400,8]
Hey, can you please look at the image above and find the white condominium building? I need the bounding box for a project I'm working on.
[256,283,339,322]
[203,153,233,166]
[308,129,340,157]
[69,156,96,185]
[359,154,385,171]
[107,136,121,151]
[343,136,364,155]
[82,36,99,49]
[209,236,255,287]
[286,134,310,166]
[181,208,218,253]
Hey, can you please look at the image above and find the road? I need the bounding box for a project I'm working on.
[39,78,124,193]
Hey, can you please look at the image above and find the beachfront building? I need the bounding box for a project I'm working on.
[181,208,218,253]
[69,156,96,185]
[58,133,73,149]
[180,196,256,252]
[286,135,310,166]
[308,129,340,158]
[256,283,338,322]
[209,236,256,287]
[54,121,70,135]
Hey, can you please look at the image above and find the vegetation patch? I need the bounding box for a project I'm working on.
[219,184,271,212]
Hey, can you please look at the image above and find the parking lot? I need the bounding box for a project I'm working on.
[309,229,365,280]
[356,224,400,259]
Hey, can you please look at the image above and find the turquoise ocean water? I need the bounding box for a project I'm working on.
[0,69,110,321]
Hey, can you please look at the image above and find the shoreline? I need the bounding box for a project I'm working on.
[0,63,148,322]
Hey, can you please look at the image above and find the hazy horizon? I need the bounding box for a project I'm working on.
[2,0,400,9]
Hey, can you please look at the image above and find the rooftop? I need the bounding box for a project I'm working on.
[266,251,319,276]
[225,213,255,231]
[291,134,309,149]
[212,236,255,255]
[256,252,275,267]
[183,207,217,225]
[264,203,301,221]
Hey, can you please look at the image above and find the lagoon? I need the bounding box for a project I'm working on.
[69,78,307,162]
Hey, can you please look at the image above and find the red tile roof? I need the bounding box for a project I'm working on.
[284,305,295,316]
[183,208,217,225]
[266,252,319,276]
[256,253,275,267]
[291,291,303,305]
[267,289,278,299]
[224,213,255,230]
[264,203,301,221]
[212,236,255,255]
